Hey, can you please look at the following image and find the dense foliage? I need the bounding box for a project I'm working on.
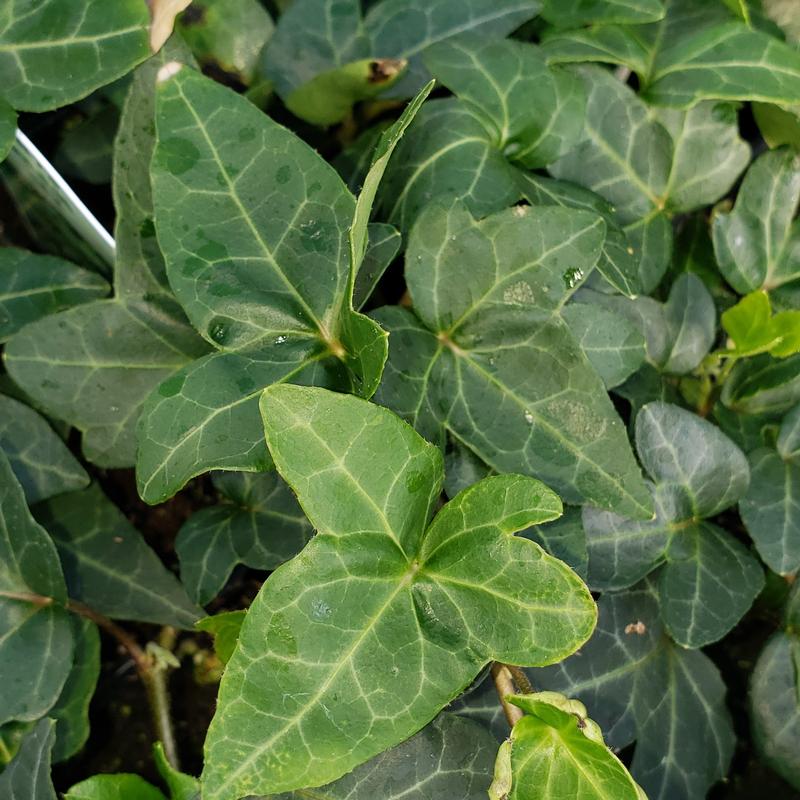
[1,0,800,798]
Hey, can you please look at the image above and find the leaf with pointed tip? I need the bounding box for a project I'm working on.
[534,587,735,800]
[713,147,800,293]
[4,299,209,468]
[374,201,653,519]
[353,223,401,310]
[35,484,201,628]
[0,98,15,162]
[423,36,586,168]
[177,471,313,605]
[541,0,664,26]
[722,353,800,414]
[64,774,168,800]
[0,451,73,727]
[0,247,109,342]
[154,742,200,800]
[50,617,100,763]
[201,384,595,798]
[0,394,89,504]
[0,719,57,799]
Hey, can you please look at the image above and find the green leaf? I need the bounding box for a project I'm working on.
[0,247,109,342]
[0,450,73,727]
[0,97,15,162]
[753,102,800,149]
[64,774,168,800]
[713,147,800,293]
[562,302,646,389]
[0,0,151,112]
[535,586,735,800]
[541,0,665,27]
[138,65,392,503]
[721,290,800,358]
[35,484,201,628]
[375,201,653,519]
[201,384,595,798]
[176,471,313,605]
[4,299,209,468]
[0,718,57,799]
[154,741,200,800]
[0,393,89,504]
[779,402,800,458]
[423,36,586,168]
[722,352,800,414]
[50,617,100,763]
[493,692,643,800]
[751,631,800,791]
[196,610,246,666]
[176,0,274,85]
[353,223,401,309]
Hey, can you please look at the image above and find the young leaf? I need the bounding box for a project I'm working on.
[0,718,57,799]
[201,384,596,798]
[0,450,74,727]
[0,393,89,504]
[35,484,201,628]
[374,201,653,520]
[0,247,109,341]
[713,147,800,293]
[721,290,800,358]
[0,0,151,112]
[491,692,644,799]
[176,471,313,605]
[64,774,168,800]
[196,611,246,666]
[541,0,665,27]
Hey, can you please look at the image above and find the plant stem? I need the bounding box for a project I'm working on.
[492,663,524,728]
[507,665,534,694]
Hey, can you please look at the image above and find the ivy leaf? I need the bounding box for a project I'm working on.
[201,384,595,798]
[0,247,108,341]
[352,223,402,310]
[722,353,800,414]
[721,290,800,358]
[35,484,202,628]
[50,617,100,763]
[374,201,653,520]
[541,0,665,27]
[64,774,168,800]
[535,586,736,800]
[0,0,151,112]
[0,450,73,727]
[713,147,800,293]
[0,98,16,162]
[176,471,313,605]
[196,611,246,666]
[0,718,57,799]
[423,36,586,168]
[0,393,89,504]
[491,692,644,799]
[154,741,201,800]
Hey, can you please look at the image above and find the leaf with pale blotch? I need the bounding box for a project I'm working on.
[493,692,644,800]
[177,471,313,605]
[713,147,800,294]
[0,394,89,504]
[200,384,596,798]
[0,0,151,112]
[423,36,586,169]
[0,719,57,799]
[65,774,168,800]
[535,586,735,800]
[0,98,15,162]
[50,617,100,763]
[722,353,800,414]
[0,247,109,342]
[542,0,664,27]
[149,0,192,52]
[374,201,653,520]
[35,484,201,628]
[0,450,73,727]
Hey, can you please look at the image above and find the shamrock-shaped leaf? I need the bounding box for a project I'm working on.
[374,201,652,519]
[201,384,596,798]
[584,402,762,647]
[0,718,57,799]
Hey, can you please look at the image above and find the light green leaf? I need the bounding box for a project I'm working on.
[375,201,653,519]
[713,147,800,293]
[495,692,643,799]
[176,471,313,605]
[0,98,15,163]
[0,0,151,112]
[176,0,274,85]
[562,302,646,389]
[753,102,800,149]
[423,36,586,168]
[4,299,209,468]
[0,393,89,504]
[201,384,595,798]
[721,290,800,358]
[50,617,100,763]
[535,587,735,800]
[154,741,200,800]
[658,521,763,648]
[35,484,202,628]
[542,0,665,26]
[722,353,800,414]
[196,611,246,666]
[65,774,167,800]
[0,718,56,799]
[0,247,109,342]
[0,450,73,727]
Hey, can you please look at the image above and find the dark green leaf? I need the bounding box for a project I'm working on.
[722,353,800,414]
[0,718,57,799]
[0,98,15,162]
[542,0,664,27]
[353,223,401,310]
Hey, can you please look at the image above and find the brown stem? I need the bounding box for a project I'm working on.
[492,663,524,728]
[507,665,534,695]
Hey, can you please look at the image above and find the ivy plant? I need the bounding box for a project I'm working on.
[2,1,800,799]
